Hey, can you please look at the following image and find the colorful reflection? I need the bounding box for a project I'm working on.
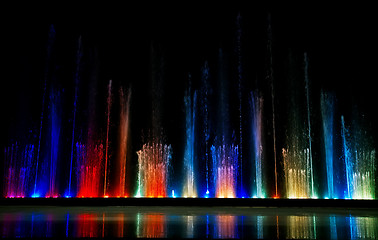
[349,216,378,239]
[184,215,196,238]
[136,214,166,238]
[286,215,316,239]
[76,213,102,238]
[1,207,378,238]
[214,215,237,239]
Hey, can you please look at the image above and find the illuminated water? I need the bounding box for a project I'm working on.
[67,36,82,198]
[33,25,56,198]
[4,144,35,198]
[182,80,197,198]
[114,87,131,197]
[198,62,211,197]
[282,53,316,199]
[103,80,112,197]
[136,142,172,198]
[266,15,279,198]
[211,144,239,198]
[321,91,336,199]
[341,116,376,199]
[251,91,265,198]
[76,142,104,197]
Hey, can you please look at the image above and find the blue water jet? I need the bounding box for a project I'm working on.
[321,91,336,198]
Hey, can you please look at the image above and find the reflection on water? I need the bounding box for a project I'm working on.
[329,216,337,239]
[137,214,166,238]
[286,215,316,239]
[76,213,101,238]
[349,216,378,239]
[0,207,378,238]
[184,215,195,238]
[215,215,237,239]
[256,215,264,239]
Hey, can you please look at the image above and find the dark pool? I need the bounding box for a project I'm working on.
[1,206,377,238]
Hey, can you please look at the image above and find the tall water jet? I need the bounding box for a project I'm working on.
[236,13,245,196]
[198,62,211,197]
[212,49,239,198]
[46,88,61,197]
[266,15,278,197]
[136,45,171,198]
[103,80,112,197]
[76,47,104,198]
[115,87,131,197]
[33,81,63,198]
[320,91,336,198]
[304,53,315,198]
[33,25,56,198]
[67,36,82,198]
[341,116,352,198]
[282,52,316,199]
[250,91,265,198]
[182,76,197,198]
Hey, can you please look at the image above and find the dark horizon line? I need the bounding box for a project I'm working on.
[1,198,378,208]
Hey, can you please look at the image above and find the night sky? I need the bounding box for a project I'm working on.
[1,6,377,196]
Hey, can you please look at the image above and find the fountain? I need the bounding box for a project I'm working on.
[33,25,56,198]
[320,91,336,199]
[103,80,112,197]
[135,44,172,198]
[114,87,131,197]
[236,13,245,198]
[250,91,265,198]
[211,144,239,198]
[282,53,316,199]
[46,88,62,198]
[76,142,104,197]
[32,74,63,198]
[182,76,197,198]
[74,45,106,198]
[210,49,240,198]
[67,36,82,198]
[197,62,212,197]
[136,142,172,198]
[341,115,376,199]
[4,143,35,198]
[266,14,278,198]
